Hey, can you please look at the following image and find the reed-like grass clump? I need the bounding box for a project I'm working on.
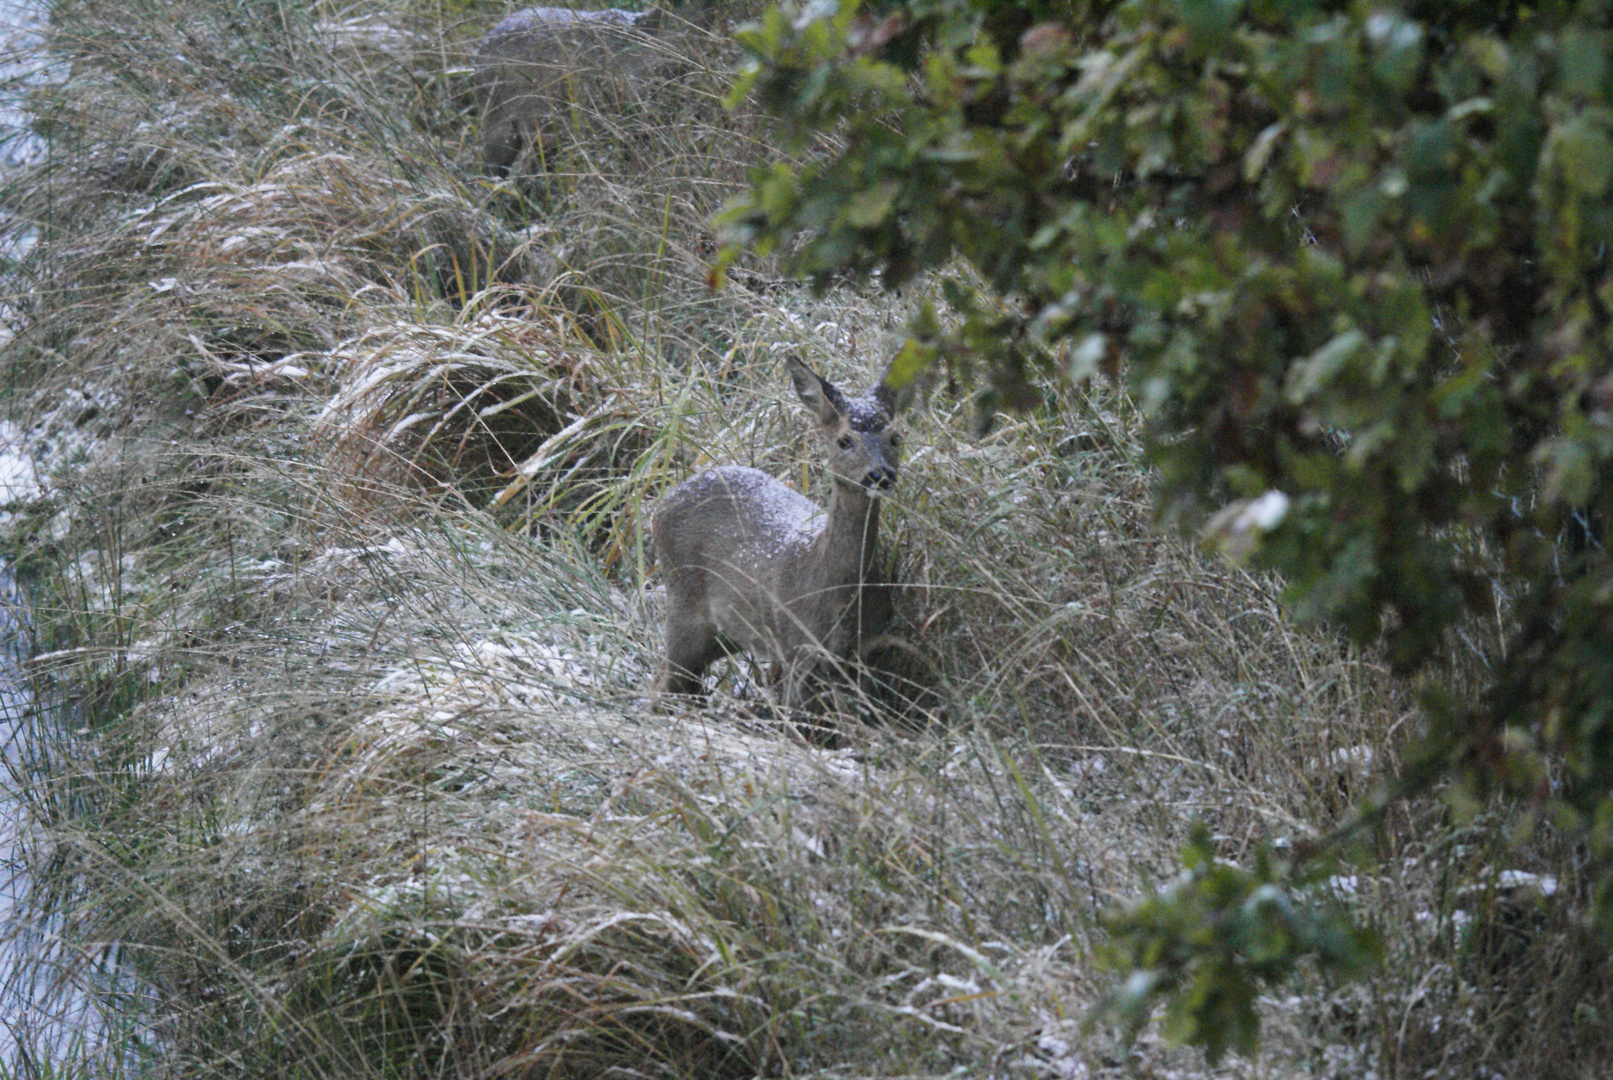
[0,1,1606,1078]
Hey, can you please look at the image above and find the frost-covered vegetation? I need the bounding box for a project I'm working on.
[0,1,1604,1077]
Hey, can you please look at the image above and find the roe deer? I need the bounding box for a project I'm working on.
[652,357,907,711]
[475,6,669,176]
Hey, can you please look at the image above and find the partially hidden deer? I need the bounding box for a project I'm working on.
[652,356,907,711]
[474,6,670,177]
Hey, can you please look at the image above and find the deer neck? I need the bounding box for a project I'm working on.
[817,478,881,585]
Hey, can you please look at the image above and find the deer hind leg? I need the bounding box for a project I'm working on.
[480,89,522,176]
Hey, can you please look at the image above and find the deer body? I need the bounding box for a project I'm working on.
[652,358,903,708]
[475,6,667,176]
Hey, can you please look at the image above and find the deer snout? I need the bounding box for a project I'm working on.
[865,465,897,492]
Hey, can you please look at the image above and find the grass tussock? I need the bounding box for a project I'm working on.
[0,0,1609,1078]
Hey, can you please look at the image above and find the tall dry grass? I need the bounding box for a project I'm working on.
[0,0,1607,1077]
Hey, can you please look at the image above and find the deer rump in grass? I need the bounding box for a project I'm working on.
[653,357,907,714]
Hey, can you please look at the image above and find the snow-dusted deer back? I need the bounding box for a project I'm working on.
[652,357,905,709]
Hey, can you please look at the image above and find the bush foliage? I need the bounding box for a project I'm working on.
[718,0,1613,1058]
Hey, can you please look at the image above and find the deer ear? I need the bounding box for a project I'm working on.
[872,348,923,417]
[870,376,915,418]
[786,356,846,426]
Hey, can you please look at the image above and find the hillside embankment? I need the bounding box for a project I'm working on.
[0,2,1602,1078]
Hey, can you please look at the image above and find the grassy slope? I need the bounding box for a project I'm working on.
[0,0,1606,1077]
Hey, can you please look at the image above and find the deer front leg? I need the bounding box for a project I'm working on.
[656,610,724,699]
[777,651,850,745]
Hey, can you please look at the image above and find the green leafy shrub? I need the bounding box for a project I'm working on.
[717,0,1613,1055]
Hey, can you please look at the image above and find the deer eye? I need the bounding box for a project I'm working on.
[837,434,854,450]
[888,431,901,447]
